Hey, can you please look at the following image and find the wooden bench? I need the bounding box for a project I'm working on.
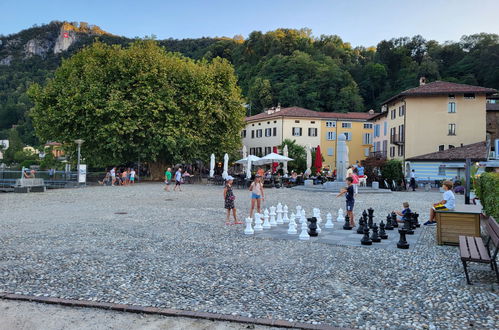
[459,217,499,285]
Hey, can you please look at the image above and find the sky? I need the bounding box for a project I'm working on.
[1,0,499,47]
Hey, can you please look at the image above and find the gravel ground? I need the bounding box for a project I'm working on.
[0,184,497,329]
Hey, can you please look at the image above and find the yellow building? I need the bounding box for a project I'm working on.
[242,106,373,170]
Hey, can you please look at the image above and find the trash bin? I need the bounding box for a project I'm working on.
[372,181,379,190]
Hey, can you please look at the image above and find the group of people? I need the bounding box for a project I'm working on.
[163,167,193,192]
[99,167,136,186]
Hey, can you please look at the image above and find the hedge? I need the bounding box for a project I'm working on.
[474,172,499,220]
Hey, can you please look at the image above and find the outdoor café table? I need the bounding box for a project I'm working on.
[436,204,482,245]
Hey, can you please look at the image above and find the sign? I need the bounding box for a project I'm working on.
[78,164,87,183]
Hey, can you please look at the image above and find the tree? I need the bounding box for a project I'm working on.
[3,128,24,165]
[279,139,306,173]
[29,41,246,177]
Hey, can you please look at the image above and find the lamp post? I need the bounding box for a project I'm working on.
[74,139,84,173]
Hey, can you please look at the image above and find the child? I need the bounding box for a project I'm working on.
[424,181,455,225]
[351,168,360,195]
[249,175,264,218]
[223,176,240,225]
[394,202,412,223]
[164,168,172,191]
[336,177,355,227]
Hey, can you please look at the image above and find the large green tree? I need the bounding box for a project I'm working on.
[28,40,245,174]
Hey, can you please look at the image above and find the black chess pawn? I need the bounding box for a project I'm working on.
[361,226,372,245]
[391,212,398,228]
[370,223,381,242]
[397,228,410,249]
[367,212,374,229]
[413,212,421,228]
[356,217,365,234]
[385,214,394,230]
[362,210,368,221]
[409,213,417,230]
[403,216,414,235]
[308,217,319,236]
[379,221,388,239]
[343,214,352,230]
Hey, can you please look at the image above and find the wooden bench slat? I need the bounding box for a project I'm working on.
[474,237,491,261]
[466,236,481,260]
[487,217,499,247]
[459,236,471,259]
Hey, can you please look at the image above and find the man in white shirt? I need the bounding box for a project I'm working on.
[174,168,182,192]
[110,167,116,186]
[409,170,416,191]
[424,181,455,225]
[130,169,136,184]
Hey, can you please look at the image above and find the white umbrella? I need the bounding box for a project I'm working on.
[242,145,247,173]
[222,153,229,179]
[235,155,262,164]
[283,145,289,176]
[246,158,252,179]
[305,144,312,177]
[209,154,215,178]
[254,153,293,165]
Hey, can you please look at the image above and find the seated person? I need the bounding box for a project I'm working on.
[393,202,412,223]
[289,171,298,183]
[424,181,455,226]
[264,170,272,180]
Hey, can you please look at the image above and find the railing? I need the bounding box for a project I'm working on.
[369,151,387,158]
[390,134,404,145]
[0,170,78,189]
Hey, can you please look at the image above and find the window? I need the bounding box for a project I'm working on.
[251,130,255,139]
[362,133,372,145]
[341,122,352,128]
[390,146,395,157]
[397,145,404,157]
[382,140,388,152]
[439,145,445,151]
[383,122,387,136]
[308,128,317,137]
[326,121,336,128]
[256,147,263,156]
[449,145,455,149]
[398,124,404,142]
[292,127,302,136]
[391,109,396,119]
[264,147,271,155]
[448,102,456,113]
[438,165,446,176]
[375,141,381,152]
[364,148,370,156]
[258,123,261,125]
[256,129,262,138]
[364,123,373,129]
[241,130,246,138]
[464,93,475,99]
[310,121,315,124]
[398,106,405,117]
[448,123,456,135]
[250,148,254,155]
[343,132,352,141]
[265,128,272,137]
[327,148,334,156]
[295,120,300,123]
[390,127,396,139]
[448,94,455,99]
[326,132,336,141]
[274,121,277,123]
[267,121,270,124]
[374,124,380,137]
[273,127,277,136]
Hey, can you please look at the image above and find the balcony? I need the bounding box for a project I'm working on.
[369,151,387,159]
[390,134,404,145]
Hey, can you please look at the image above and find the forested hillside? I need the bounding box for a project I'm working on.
[1,21,498,145]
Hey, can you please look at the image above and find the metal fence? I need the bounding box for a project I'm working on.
[0,170,78,190]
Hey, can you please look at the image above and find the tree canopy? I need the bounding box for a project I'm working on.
[28,40,246,167]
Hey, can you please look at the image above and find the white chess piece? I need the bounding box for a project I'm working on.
[337,208,344,222]
[283,205,289,223]
[269,206,277,227]
[244,217,254,235]
[263,209,271,229]
[325,212,334,229]
[300,209,307,224]
[287,212,297,234]
[254,213,263,231]
[276,203,283,224]
[296,205,302,216]
[299,219,310,240]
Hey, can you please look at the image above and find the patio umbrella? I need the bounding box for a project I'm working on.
[254,153,293,165]
[315,145,322,174]
[222,153,229,179]
[209,153,215,178]
[246,158,252,179]
[272,146,279,173]
[242,145,247,173]
[305,144,312,177]
[235,155,262,164]
[283,145,289,176]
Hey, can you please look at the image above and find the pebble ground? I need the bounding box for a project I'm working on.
[0,184,497,329]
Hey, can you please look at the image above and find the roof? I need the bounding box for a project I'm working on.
[486,103,499,111]
[383,81,497,105]
[246,106,372,122]
[406,141,487,162]
[368,111,388,121]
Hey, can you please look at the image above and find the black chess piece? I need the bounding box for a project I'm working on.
[397,228,410,249]
[356,217,365,234]
[379,221,388,239]
[403,215,414,235]
[413,212,420,228]
[370,223,381,242]
[385,214,394,230]
[308,217,319,236]
[343,214,352,230]
[367,211,374,229]
[367,208,374,217]
[391,212,398,228]
[361,226,372,245]
[362,210,368,221]
[409,213,417,230]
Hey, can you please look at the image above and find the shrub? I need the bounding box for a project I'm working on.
[474,172,499,220]
[381,159,403,183]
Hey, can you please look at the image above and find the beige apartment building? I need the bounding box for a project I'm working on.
[373,80,496,161]
[242,106,373,170]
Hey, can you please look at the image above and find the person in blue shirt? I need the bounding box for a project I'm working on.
[357,164,365,177]
[394,202,412,223]
[424,181,455,225]
[336,177,356,227]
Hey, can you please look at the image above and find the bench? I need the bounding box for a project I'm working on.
[459,217,499,284]
[15,178,46,193]
[436,204,481,245]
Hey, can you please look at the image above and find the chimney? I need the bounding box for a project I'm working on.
[276,103,281,112]
[419,77,426,86]
[368,109,375,115]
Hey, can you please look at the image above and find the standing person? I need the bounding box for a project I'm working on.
[174,167,183,191]
[357,163,365,177]
[424,181,455,225]
[121,169,128,186]
[346,166,353,178]
[110,167,117,186]
[164,167,172,191]
[409,169,416,191]
[249,175,264,218]
[130,168,136,185]
[336,177,355,227]
[351,168,360,195]
[223,176,241,225]
[257,167,265,178]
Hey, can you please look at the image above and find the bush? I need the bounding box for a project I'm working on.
[361,156,386,183]
[381,159,403,183]
[474,172,499,220]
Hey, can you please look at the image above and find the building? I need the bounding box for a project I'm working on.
[406,142,487,181]
[0,139,8,160]
[370,111,388,158]
[374,79,496,165]
[486,94,499,149]
[242,106,373,170]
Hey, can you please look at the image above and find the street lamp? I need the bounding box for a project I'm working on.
[74,139,84,172]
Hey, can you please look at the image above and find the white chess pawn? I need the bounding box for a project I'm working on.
[263,209,271,229]
[244,217,254,235]
[276,203,283,224]
[283,205,289,223]
[299,219,310,240]
[269,206,277,227]
[300,209,307,224]
[325,212,334,229]
[296,205,302,216]
[337,208,344,222]
[287,212,297,234]
[254,213,263,231]
[316,209,322,233]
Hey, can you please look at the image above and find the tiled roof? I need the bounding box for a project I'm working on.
[383,81,497,105]
[486,103,499,111]
[246,106,372,122]
[368,111,388,121]
[406,142,487,161]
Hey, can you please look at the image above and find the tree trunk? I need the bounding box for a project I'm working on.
[149,161,169,181]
